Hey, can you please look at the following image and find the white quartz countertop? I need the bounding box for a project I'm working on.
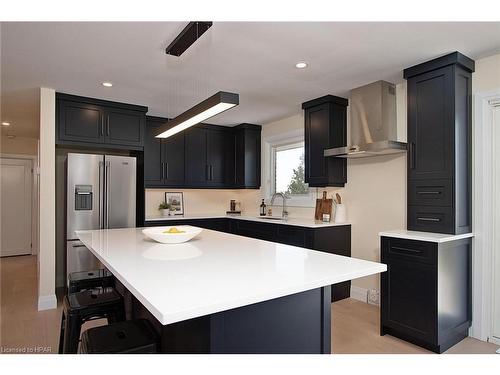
[145,214,350,228]
[379,229,474,243]
[76,227,385,325]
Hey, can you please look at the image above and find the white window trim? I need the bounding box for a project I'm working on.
[262,129,316,208]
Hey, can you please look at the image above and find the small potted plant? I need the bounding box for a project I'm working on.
[158,201,171,217]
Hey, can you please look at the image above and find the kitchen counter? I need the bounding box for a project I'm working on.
[379,229,474,243]
[145,213,350,228]
[76,227,384,326]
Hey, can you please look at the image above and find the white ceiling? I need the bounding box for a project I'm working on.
[1,22,500,138]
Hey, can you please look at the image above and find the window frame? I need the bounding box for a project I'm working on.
[263,130,316,208]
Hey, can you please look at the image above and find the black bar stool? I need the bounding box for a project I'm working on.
[68,269,115,293]
[79,319,158,354]
[58,289,125,354]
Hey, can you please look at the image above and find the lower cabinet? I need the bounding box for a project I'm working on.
[145,218,351,302]
[380,236,472,353]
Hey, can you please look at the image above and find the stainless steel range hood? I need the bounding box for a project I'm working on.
[324,80,407,158]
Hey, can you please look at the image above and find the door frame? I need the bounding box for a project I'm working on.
[0,153,38,255]
[471,89,500,344]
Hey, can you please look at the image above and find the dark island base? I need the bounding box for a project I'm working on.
[120,284,332,354]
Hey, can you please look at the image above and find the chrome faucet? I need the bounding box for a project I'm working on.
[270,192,290,220]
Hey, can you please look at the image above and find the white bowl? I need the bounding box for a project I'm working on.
[142,226,203,244]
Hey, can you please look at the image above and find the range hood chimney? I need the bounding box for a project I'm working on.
[324,80,406,158]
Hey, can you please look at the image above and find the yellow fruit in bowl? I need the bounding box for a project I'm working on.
[163,227,185,234]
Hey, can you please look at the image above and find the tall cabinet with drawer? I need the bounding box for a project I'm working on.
[404,52,475,234]
[381,52,475,354]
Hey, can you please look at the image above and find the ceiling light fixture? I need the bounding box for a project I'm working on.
[1,121,11,126]
[295,62,308,69]
[165,21,213,57]
[102,82,113,87]
[156,91,239,139]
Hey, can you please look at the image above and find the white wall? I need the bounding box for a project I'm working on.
[473,53,500,93]
[0,136,38,155]
[37,87,56,311]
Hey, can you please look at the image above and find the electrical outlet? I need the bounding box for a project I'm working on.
[368,289,380,305]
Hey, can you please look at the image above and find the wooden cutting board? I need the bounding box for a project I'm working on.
[315,191,333,220]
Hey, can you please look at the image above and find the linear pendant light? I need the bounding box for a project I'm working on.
[156,91,239,139]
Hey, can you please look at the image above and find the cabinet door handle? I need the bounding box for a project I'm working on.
[165,162,169,180]
[161,162,165,180]
[417,191,442,195]
[417,217,441,222]
[100,116,104,136]
[390,246,422,255]
[210,165,213,181]
[106,115,110,136]
[409,142,416,169]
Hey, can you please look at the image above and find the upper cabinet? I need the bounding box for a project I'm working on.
[56,93,147,150]
[184,125,235,188]
[146,122,260,189]
[404,52,475,234]
[144,116,185,188]
[234,124,261,189]
[302,95,348,187]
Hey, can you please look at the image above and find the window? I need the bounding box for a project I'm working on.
[264,131,316,207]
[272,141,309,196]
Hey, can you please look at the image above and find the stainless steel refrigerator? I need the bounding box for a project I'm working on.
[66,153,136,279]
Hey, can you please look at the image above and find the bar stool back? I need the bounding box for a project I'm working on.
[58,289,125,354]
[68,269,114,293]
[79,319,158,354]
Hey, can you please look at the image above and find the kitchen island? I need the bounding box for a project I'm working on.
[76,227,386,353]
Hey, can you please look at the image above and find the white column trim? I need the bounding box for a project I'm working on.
[471,89,500,342]
[37,294,57,311]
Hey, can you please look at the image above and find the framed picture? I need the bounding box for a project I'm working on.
[164,192,184,215]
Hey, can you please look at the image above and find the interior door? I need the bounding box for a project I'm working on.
[493,104,500,343]
[105,155,136,229]
[0,158,32,257]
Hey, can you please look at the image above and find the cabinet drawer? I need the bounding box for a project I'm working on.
[408,205,454,234]
[408,179,453,207]
[382,237,437,265]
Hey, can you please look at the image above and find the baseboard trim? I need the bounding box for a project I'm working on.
[350,285,368,303]
[38,294,57,311]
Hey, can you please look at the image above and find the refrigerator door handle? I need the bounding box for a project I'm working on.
[98,161,104,229]
[105,161,110,229]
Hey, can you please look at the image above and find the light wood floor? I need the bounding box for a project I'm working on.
[1,255,499,354]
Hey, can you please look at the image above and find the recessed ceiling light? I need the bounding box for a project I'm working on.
[2,121,11,126]
[295,62,308,69]
[102,82,113,87]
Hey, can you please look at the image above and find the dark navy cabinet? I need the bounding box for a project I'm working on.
[145,122,260,189]
[234,124,261,189]
[56,93,147,150]
[404,52,474,234]
[302,95,348,187]
[185,125,232,187]
[380,236,472,353]
[144,116,185,187]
